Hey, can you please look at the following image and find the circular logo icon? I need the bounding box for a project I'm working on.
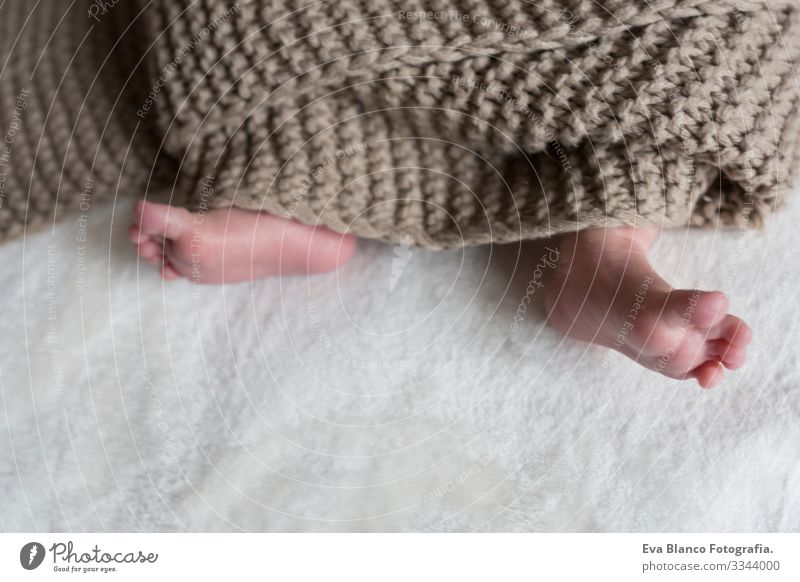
[20,542,45,570]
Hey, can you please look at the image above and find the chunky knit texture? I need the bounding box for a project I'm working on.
[2,0,800,248]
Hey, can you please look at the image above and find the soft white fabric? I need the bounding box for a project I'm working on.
[1,192,798,532]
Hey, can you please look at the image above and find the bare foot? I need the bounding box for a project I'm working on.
[544,227,752,389]
[128,200,356,284]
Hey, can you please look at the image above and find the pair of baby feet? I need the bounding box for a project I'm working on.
[129,201,751,388]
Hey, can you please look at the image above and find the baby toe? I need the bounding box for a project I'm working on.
[665,290,729,329]
[691,360,725,389]
[136,239,162,261]
[129,224,143,244]
[135,200,190,241]
[709,340,747,370]
[722,316,753,347]
[721,346,747,370]
[160,262,181,281]
[708,315,752,347]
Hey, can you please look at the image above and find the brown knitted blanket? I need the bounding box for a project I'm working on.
[2,0,800,248]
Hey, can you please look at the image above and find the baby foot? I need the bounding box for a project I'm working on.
[128,200,356,284]
[544,228,752,388]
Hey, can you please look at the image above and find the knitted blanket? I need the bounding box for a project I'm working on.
[2,0,800,248]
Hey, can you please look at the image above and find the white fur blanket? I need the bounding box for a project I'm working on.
[1,192,798,532]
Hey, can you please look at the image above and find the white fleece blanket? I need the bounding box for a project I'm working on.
[1,191,799,533]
